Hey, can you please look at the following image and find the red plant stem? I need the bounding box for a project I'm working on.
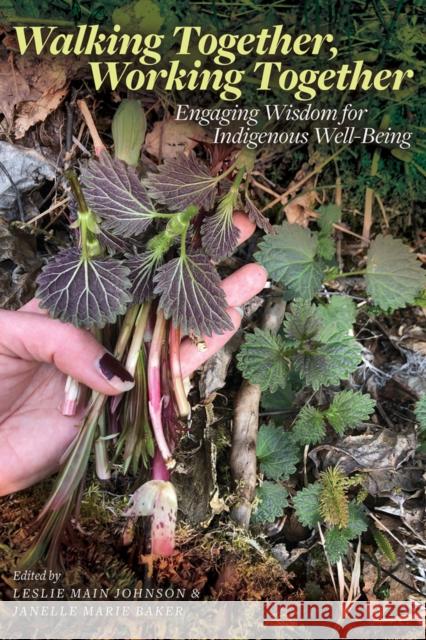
[148,309,175,469]
[62,375,81,416]
[152,448,170,482]
[168,324,190,419]
[77,99,106,157]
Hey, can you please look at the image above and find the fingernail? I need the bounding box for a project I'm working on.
[235,306,244,318]
[97,352,134,392]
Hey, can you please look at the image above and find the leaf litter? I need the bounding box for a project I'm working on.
[0,47,425,601]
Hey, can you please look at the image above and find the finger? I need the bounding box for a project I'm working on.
[0,310,134,395]
[18,298,46,314]
[221,263,267,308]
[180,262,268,377]
[180,307,243,378]
[233,210,256,246]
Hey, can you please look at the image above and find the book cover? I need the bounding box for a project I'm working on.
[0,1,425,639]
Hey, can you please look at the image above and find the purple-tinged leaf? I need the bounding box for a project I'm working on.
[126,250,163,303]
[98,227,135,253]
[153,251,233,337]
[201,189,240,261]
[36,248,131,328]
[82,153,157,237]
[146,152,218,211]
[245,193,273,233]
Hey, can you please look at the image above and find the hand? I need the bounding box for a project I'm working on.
[0,213,267,496]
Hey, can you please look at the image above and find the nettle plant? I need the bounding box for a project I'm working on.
[22,100,271,567]
[238,207,425,564]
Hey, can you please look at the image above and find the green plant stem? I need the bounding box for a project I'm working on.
[334,270,368,279]
[23,306,139,566]
[363,112,391,241]
[125,303,151,376]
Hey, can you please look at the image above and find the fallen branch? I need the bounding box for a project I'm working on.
[231,298,287,527]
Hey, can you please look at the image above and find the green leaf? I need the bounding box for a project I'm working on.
[365,235,426,312]
[255,222,324,298]
[292,406,326,446]
[251,481,288,524]
[261,386,296,413]
[317,204,341,261]
[293,483,322,528]
[237,329,290,392]
[293,331,362,390]
[325,390,376,435]
[345,503,368,539]
[283,299,323,341]
[415,395,426,432]
[319,467,349,528]
[325,527,351,564]
[256,424,300,480]
[371,528,397,563]
[316,296,357,333]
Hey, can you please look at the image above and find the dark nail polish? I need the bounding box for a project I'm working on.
[98,353,134,385]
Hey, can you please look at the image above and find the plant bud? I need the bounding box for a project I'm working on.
[112,99,146,167]
[235,147,256,172]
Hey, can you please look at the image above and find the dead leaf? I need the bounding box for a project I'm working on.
[311,428,421,496]
[145,119,210,160]
[0,57,31,124]
[281,165,318,226]
[362,559,379,600]
[14,87,68,139]
[13,58,71,139]
[0,141,56,219]
[0,219,41,309]
[0,33,77,138]
[283,187,317,226]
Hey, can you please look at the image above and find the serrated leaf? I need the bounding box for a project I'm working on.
[201,189,240,260]
[365,235,425,311]
[251,481,288,524]
[325,527,351,564]
[372,528,396,563]
[415,395,426,432]
[324,501,368,563]
[82,153,156,237]
[98,227,135,253]
[293,331,362,390]
[346,502,368,539]
[325,390,375,435]
[36,248,131,328]
[319,467,349,528]
[245,193,273,233]
[126,250,163,303]
[293,483,322,528]
[256,424,299,480]
[261,379,297,412]
[255,222,323,298]
[237,329,290,392]
[316,296,357,333]
[153,251,232,337]
[146,152,218,211]
[292,405,326,446]
[283,299,323,341]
